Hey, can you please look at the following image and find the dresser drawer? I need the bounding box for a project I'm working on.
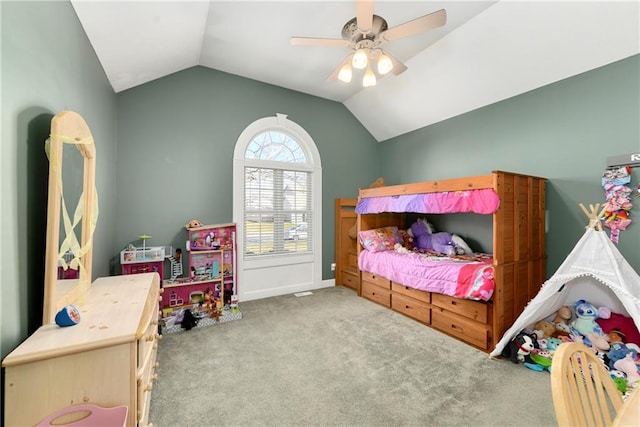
[391,282,430,304]
[361,271,391,289]
[342,270,359,290]
[431,293,488,323]
[361,280,390,307]
[431,308,489,350]
[137,354,157,425]
[392,293,431,325]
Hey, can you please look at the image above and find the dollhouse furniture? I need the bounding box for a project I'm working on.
[355,171,546,352]
[121,244,166,281]
[334,198,359,291]
[2,111,161,427]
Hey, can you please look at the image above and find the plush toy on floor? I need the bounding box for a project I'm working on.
[180,308,199,331]
[502,331,537,364]
[552,305,572,326]
[569,299,611,339]
[408,218,473,257]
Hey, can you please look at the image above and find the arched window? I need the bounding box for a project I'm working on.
[233,114,322,301]
[243,131,312,256]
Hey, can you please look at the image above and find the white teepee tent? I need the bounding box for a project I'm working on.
[490,204,640,358]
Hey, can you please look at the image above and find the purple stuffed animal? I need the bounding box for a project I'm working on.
[409,218,472,256]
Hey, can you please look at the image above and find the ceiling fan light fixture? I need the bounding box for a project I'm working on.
[338,63,353,83]
[377,52,393,75]
[352,48,368,69]
[362,65,376,87]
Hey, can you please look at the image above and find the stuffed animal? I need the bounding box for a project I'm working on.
[185,219,203,229]
[502,331,537,364]
[408,218,472,256]
[569,300,611,337]
[586,332,610,353]
[180,308,199,330]
[605,342,639,370]
[552,305,572,325]
[534,321,556,339]
[613,353,640,385]
[394,243,410,254]
[596,312,640,346]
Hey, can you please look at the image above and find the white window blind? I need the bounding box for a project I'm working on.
[243,131,313,257]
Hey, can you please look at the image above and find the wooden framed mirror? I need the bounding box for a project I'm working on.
[42,111,97,324]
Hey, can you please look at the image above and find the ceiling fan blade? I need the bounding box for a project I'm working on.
[327,54,354,81]
[355,0,374,33]
[380,49,407,76]
[381,9,446,42]
[290,37,349,47]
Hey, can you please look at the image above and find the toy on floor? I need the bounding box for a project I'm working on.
[552,305,572,326]
[569,300,610,339]
[534,321,556,339]
[181,308,199,330]
[502,331,537,364]
[597,312,640,346]
[613,353,640,386]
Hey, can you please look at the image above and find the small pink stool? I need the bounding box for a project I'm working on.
[35,403,128,427]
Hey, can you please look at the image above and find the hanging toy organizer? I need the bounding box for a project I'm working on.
[602,152,640,243]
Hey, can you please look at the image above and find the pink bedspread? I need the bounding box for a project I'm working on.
[358,250,495,301]
[355,189,500,215]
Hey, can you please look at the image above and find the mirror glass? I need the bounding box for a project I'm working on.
[57,141,84,281]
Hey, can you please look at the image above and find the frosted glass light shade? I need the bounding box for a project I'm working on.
[377,53,393,75]
[338,64,352,83]
[362,66,376,87]
[352,49,368,69]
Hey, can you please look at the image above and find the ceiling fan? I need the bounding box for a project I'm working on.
[290,1,446,87]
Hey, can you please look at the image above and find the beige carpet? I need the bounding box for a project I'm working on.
[149,286,556,426]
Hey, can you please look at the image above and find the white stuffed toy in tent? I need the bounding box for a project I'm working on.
[491,204,640,358]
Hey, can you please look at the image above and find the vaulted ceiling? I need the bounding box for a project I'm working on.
[71,1,639,141]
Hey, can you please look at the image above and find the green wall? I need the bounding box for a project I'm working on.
[1,1,117,360]
[379,55,640,274]
[115,66,381,277]
[2,0,639,370]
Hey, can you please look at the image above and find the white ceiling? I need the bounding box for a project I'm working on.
[71,0,640,141]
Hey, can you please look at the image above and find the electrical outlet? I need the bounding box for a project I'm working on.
[330,263,336,271]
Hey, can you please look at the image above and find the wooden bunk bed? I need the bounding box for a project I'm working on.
[355,170,546,352]
[335,198,359,291]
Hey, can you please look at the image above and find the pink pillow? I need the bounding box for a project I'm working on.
[358,226,403,252]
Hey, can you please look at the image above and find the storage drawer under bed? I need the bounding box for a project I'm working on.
[361,280,390,307]
[391,292,431,325]
[431,293,488,323]
[431,307,490,350]
[391,282,431,304]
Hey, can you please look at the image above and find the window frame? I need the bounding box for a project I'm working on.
[233,114,322,266]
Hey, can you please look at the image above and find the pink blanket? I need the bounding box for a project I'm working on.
[355,189,500,215]
[358,250,495,301]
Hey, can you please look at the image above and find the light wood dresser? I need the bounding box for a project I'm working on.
[2,272,161,427]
